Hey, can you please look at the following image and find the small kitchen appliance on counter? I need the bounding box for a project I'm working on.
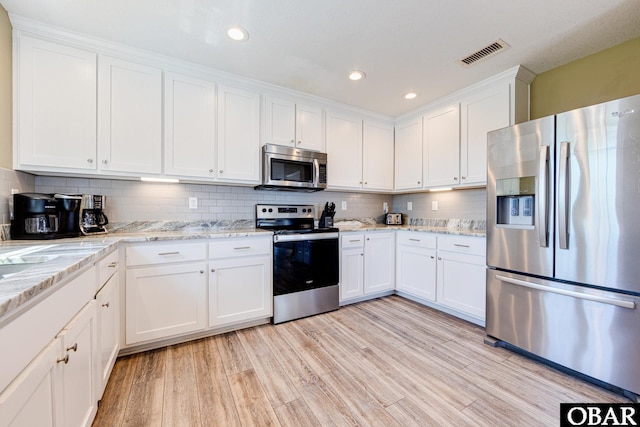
[385,213,402,225]
[11,193,60,239]
[256,204,339,324]
[80,195,109,235]
[318,202,335,228]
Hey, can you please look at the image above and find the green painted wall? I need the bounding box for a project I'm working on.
[531,37,640,119]
[0,5,11,169]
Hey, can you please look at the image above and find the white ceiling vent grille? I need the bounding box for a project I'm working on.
[457,39,510,67]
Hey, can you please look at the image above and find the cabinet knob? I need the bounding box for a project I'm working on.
[297,141,302,144]
[366,238,370,241]
[364,182,367,185]
[461,176,466,180]
[211,268,215,273]
[290,139,295,144]
[102,302,110,308]
[430,256,435,259]
[438,257,442,260]
[453,176,458,180]
[361,253,364,256]
[359,181,363,184]
[209,169,214,173]
[66,343,78,353]
[219,170,223,174]
[87,159,93,164]
[200,270,204,274]
[102,160,108,164]
[417,181,421,184]
[57,355,69,364]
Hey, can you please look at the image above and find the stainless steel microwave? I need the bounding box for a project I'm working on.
[256,144,327,191]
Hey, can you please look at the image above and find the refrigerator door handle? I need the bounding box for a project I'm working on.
[558,142,570,249]
[536,145,550,247]
[496,275,636,309]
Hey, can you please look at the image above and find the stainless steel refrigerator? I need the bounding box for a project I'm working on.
[486,93,640,399]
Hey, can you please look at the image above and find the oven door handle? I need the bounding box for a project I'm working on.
[274,232,339,242]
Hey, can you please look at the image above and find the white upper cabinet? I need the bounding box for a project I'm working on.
[363,120,394,191]
[460,82,510,186]
[164,72,216,179]
[326,111,363,189]
[216,84,261,183]
[16,35,97,171]
[394,117,423,191]
[423,103,460,188]
[264,96,324,151]
[98,56,162,175]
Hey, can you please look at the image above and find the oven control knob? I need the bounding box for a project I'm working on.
[262,208,267,212]
[302,209,307,212]
[268,208,273,212]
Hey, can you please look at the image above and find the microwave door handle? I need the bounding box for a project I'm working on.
[536,145,549,248]
[314,158,320,186]
[558,142,570,249]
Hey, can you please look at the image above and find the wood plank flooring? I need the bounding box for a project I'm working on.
[93,296,629,427]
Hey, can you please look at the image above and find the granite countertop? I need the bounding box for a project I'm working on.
[334,219,486,237]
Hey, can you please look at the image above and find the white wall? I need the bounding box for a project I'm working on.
[0,167,35,224]
[33,176,392,223]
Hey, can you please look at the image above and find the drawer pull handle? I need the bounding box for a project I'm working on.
[108,262,117,268]
[349,240,360,242]
[454,244,470,248]
[409,238,420,242]
[66,343,78,353]
[233,246,251,250]
[102,302,110,308]
[158,251,180,256]
[57,355,69,364]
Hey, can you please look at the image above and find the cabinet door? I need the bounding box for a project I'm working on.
[0,339,62,427]
[98,56,162,174]
[423,104,460,187]
[394,117,423,190]
[363,120,394,191]
[95,274,120,400]
[396,245,437,301]
[125,263,207,344]
[364,233,395,294]
[57,301,98,427]
[217,85,261,183]
[209,255,272,327]
[436,251,486,320]
[460,83,510,186]
[16,35,97,171]
[264,96,296,147]
[295,104,324,152]
[340,246,364,302]
[326,111,362,189]
[164,72,216,179]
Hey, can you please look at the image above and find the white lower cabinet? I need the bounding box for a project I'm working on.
[340,232,395,304]
[95,273,120,399]
[396,232,437,301]
[125,262,207,344]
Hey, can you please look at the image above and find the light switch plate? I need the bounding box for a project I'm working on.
[383,202,388,213]
[432,201,438,211]
[341,201,347,210]
[407,202,413,211]
[188,197,198,209]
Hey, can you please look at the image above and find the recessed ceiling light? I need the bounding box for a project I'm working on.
[349,70,366,81]
[404,92,417,100]
[227,26,249,41]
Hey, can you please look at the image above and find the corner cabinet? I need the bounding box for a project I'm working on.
[394,117,423,191]
[97,56,162,175]
[423,103,460,188]
[208,237,272,327]
[14,34,97,172]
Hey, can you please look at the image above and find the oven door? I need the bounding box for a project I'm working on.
[273,233,339,295]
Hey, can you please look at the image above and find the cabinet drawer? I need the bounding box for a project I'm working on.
[397,231,436,248]
[97,249,119,291]
[209,238,271,259]
[126,242,206,266]
[437,234,486,256]
[341,233,364,248]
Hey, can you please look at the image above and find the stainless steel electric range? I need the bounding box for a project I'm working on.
[256,204,339,324]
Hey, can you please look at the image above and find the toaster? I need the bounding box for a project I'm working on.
[385,213,402,225]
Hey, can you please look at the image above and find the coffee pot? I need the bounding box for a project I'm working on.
[80,195,109,235]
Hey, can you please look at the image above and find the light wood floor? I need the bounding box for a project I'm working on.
[93,295,629,427]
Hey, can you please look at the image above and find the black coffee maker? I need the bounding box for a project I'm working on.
[11,193,82,240]
[80,195,109,235]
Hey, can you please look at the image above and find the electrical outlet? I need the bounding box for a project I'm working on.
[383,202,388,213]
[432,201,438,211]
[407,202,413,211]
[10,189,19,195]
[188,197,198,209]
[341,201,347,210]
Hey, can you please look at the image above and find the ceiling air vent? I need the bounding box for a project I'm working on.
[457,39,510,67]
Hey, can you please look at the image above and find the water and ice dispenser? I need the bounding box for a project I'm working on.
[496,177,535,228]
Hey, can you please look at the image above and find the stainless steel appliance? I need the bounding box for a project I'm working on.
[80,195,109,235]
[256,204,339,324]
[385,213,402,225]
[486,93,640,400]
[256,144,327,192]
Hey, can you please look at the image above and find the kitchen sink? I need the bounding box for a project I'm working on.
[0,246,59,279]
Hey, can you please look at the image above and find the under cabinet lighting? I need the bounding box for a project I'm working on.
[430,187,452,192]
[140,177,180,183]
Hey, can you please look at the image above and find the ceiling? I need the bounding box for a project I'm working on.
[2,0,640,117]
